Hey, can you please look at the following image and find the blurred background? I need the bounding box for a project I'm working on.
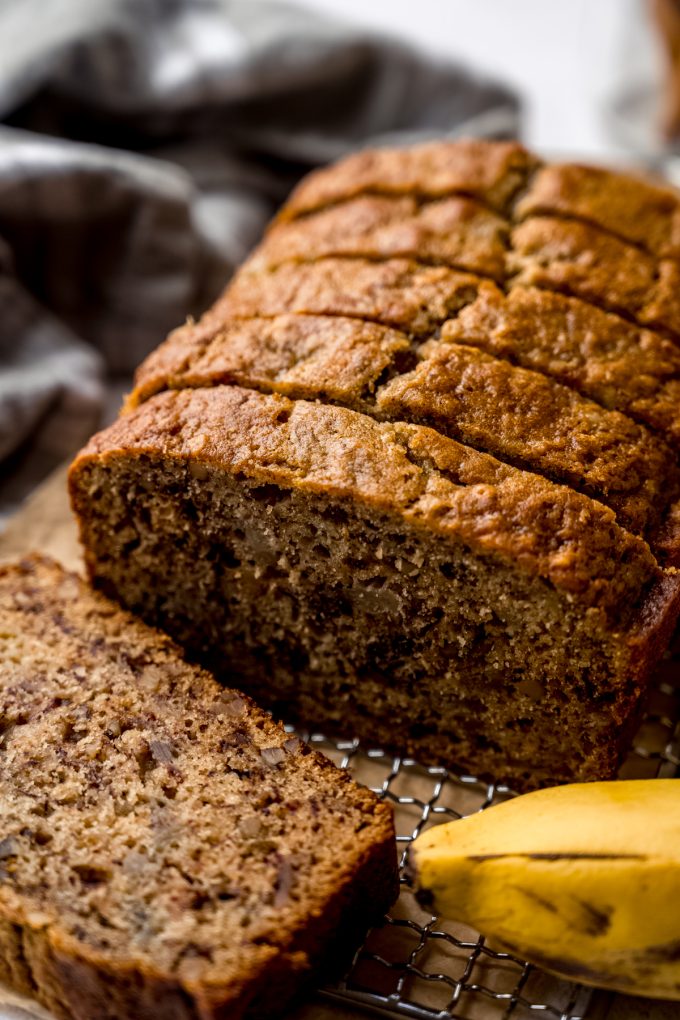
[289,0,645,158]
[1,0,679,525]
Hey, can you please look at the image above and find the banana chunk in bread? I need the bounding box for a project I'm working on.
[71,138,680,790]
[0,557,397,1020]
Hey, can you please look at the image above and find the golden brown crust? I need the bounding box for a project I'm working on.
[376,341,679,537]
[221,257,481,335]
[279,138,539,218]
[0,555,398,1020]
[129,314,411,411]
[515,162,680,259]
[72,386,658,611]
[126,298,680,546]
[443,284,680,445]
[508,216,680,338]
[250,194,508,279]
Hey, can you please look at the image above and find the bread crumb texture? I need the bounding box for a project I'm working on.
[0,556,397,1020]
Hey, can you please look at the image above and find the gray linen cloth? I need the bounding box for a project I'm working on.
[0,0,520,523]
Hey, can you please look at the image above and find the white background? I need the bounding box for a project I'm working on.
[285,0,663,160]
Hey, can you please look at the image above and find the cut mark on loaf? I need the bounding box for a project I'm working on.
[219,258,482,338]
[274,146,680,344]
[507,217,680,343]
[442,285,680,445]
[129,314,418,410]
[260,197,680,345]
[257,212,680,348]
[133,275,680,459]
[374,341,680,539]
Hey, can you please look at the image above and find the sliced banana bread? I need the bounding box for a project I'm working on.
[0,556,397,1020]
[70,385,679,789]
[70,139,680,790]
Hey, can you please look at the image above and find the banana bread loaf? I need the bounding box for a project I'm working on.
[70,139,680,790]
[0,556,397,1020]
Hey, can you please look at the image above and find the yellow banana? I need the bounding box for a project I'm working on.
[409,779,680,999]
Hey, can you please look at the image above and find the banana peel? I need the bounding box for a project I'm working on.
[408,779,680,999]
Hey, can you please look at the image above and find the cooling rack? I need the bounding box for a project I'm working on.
[290,646,680,1020]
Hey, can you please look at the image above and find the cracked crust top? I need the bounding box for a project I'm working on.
[249,195,509,280]
[516,162,680,258]
[87,139,680,628]
[279,139,538,218]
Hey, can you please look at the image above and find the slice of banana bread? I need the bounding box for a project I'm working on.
[70,139,680,790]
[508,217,680,338]
[220,257,480,335]
[0,556,397,1020]
[247,195,509,280]
[443,284,680,444]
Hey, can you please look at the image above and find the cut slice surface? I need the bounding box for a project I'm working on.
[0,557,397,1020]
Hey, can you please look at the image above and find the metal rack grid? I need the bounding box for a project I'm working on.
[290,649,680,1020]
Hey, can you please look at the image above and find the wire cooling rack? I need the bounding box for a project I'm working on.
[289,644,680,1020]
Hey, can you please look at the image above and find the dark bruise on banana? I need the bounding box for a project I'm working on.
[409,780,680,1000]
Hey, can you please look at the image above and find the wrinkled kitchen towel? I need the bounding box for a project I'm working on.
[0,0,521,524]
